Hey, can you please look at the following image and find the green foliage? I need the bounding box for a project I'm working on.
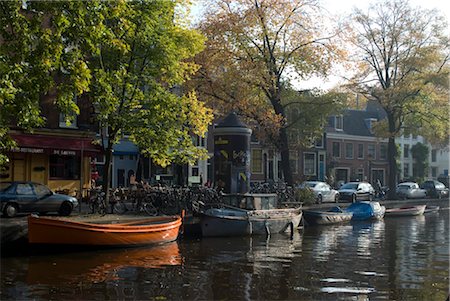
[0,1,212,170]
[294,187,315,205]
[411,142,429,181]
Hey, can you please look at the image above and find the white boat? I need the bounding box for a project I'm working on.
[200,193,302,237]
[385,205,426,217]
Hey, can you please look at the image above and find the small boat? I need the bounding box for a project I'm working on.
[28,215,182,246]
[302,208,353,226]
[424,205,440,213]
[384,205,426,217]
[343,201,386,221]
[201,206,302,237]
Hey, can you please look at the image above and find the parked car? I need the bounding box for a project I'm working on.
[299,181,339,204]
[420,180,449,199]
[396,182,427,199]
[338,182,375,203]
[0,181,79,218]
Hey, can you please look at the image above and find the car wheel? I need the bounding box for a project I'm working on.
[58,202,72,216]
[4,203,18,218]
[317,194,323,204]
[351,194,357,203]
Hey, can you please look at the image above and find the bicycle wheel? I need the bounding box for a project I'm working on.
[113,202,126,214]
[143,203,158,216]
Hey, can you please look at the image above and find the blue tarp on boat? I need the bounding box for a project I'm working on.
[342,201,385,220]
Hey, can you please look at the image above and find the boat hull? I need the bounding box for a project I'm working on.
[385,205,426,217]
[303,210,353,226]
[200,208,302,237]
[28,215,182,246]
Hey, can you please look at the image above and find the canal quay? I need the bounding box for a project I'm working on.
[1,198,449,301]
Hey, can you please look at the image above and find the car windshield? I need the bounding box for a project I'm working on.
[397,184,411,189]
[302,182,316,188]
[0,182,12,192]
[340,183,358,190]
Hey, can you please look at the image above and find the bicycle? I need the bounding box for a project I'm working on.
[112,188,158,216]
[89,188,107,216]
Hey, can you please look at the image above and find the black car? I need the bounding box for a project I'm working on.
[420,180,449,199]
[338,182,375,203]
[0,181,79,217]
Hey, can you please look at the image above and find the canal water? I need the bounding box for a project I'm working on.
[1,210,448,301]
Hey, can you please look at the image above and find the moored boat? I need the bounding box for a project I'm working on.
[302,209,353,226]
[343,201,386,220]
[424,205,440,213]
[201,206,302,237]
[28,215,182,246]
[384,205,426,217]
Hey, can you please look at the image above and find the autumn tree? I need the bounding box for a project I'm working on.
[348,0,449,196]
[193,0,344,185]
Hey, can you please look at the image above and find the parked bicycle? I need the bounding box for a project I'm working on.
[112,187,158,216]
[88,188,107,216]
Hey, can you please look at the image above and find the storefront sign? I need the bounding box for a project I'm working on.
[53,150,77,156]
[12,147,44,154]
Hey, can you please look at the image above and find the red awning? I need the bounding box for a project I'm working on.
[10,133,102,157]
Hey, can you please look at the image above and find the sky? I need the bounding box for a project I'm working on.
[190,0,449,90]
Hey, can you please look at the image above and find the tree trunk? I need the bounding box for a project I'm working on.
[269,91,293,185]
[103,140,114,212]
[386,113,398,199]
[279,127,293,185]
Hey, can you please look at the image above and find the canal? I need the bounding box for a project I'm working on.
[1,210,448,301]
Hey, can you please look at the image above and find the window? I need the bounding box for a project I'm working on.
[16,183,33,195]
[251,149,263,174]
[368,144,376,159]
[192,135,206,147]
[34,184,51,197]
[357,144,364,159]
[332,142,340,157]
[49,155,80,180]
[304,153,316,176]
[335,115,343,131]
[431,149,437,162]
[380,144,387,160]
[345,143,353,159]
[356,168,364,181]
[290,151,298,174]
[315,135,324,148]
[404,144,409,158]
[404,163,409,177]
[431,167,437,177]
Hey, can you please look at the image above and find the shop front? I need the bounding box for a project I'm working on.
[1,132,101,198]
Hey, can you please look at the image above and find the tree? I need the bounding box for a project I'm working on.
[86,1,212,203]
[0,1,95,165]
[193,0,344,185]
[1,1,213,205]
[348,0,449,197]
[410,142,429,182]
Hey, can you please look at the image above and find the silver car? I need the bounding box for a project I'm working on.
[396,182,427,199]
[0,181,79,217]
[299,181,340,204]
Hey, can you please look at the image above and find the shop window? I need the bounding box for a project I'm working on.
[49,155,80,180]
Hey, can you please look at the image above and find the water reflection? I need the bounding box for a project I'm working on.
[1,212,448,300]
[22,242,180,285]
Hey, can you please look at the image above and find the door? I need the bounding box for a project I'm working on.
[13,159,25,181]
[15,183,37,212]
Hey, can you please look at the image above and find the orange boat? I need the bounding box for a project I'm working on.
[28,215,182,246]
